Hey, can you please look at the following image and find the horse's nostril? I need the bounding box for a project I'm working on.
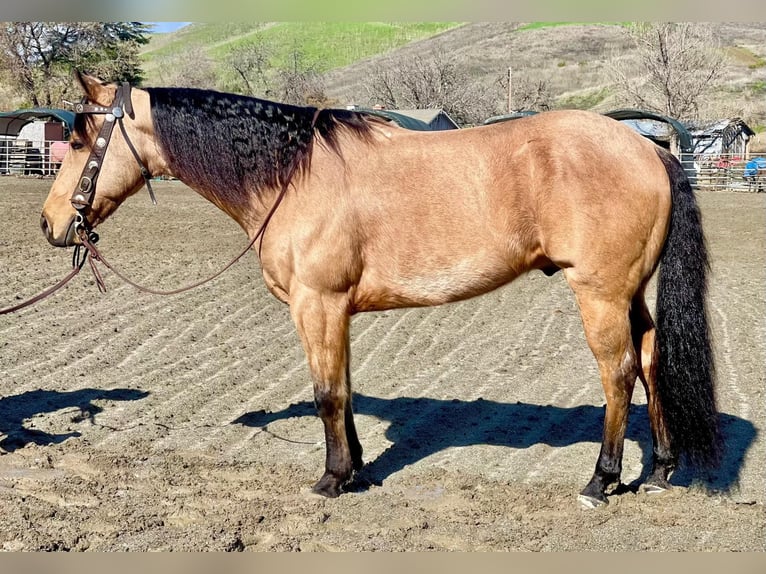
[40,215,50,237]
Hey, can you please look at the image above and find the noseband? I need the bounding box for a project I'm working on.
[70,82,156,237]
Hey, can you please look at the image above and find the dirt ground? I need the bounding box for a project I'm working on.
[0,177,763,551]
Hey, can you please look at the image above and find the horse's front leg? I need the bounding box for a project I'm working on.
[290,286,361,497]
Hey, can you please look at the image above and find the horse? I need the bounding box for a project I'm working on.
[40,72,721,508]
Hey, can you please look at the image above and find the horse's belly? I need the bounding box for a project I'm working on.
[352,256,515,312]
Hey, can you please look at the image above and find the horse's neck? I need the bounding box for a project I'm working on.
[179,173,281,239]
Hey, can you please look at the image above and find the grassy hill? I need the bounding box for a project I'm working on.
[141,22,766,129]
[142,22,462,87]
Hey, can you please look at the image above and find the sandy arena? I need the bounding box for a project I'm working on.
[0,177,763,551]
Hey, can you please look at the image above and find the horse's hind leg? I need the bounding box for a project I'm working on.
[568,284,639,507]
[630,291,676,492]
[290,287,362,497]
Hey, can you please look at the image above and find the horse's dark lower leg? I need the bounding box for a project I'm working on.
[291,289,356,497]
[314,386,354,497]
[579,364,637,507]
[631,296,677,492]
[580,443,624,506]
[570,288,638,507]
[343,342,364,471]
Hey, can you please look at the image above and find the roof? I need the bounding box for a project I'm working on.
[0,108,75,137]
[391,109,460,130]
[351,107,459,131]
[684,118,755,137]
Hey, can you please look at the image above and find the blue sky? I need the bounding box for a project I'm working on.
[148,22,191,33]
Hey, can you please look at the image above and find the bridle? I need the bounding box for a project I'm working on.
[70,81,156,240]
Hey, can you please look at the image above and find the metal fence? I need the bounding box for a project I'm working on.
[0,138,65,177]
[681,152,765,193]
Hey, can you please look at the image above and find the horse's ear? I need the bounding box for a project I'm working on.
[73,70,114,104]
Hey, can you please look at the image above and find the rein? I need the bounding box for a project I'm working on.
[0,192,283,314]
[77,200,279,296]
[0,247,90,315]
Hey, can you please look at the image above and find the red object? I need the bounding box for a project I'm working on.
[50,140,69,163]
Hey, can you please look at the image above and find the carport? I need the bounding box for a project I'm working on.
[0,108,74,175]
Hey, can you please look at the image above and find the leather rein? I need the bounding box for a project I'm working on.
[2,83,294,315]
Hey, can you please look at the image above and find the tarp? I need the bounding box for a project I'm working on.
[354,108,433,131]
[0,108,75,137]
[603,109,693,153]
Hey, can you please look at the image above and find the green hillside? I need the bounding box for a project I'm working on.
[141,22,462,86]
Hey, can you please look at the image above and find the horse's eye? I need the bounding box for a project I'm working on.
[70,140,84,151]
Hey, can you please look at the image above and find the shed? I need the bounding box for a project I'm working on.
[0,108,74,176]
[684,118,755,157]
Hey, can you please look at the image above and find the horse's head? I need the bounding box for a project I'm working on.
[41,72,162,247]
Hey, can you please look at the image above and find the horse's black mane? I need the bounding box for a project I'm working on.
[145,87,378,205]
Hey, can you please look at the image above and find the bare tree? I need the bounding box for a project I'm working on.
[610,22,724,120]
[273,47,328,106]
[365,52,504,126]
[225,40,272,96]
[0,22,148,107]
[153,45,217,89]
[221,41,328,104]
[496,69,553,112]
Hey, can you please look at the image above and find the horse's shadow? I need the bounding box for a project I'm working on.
[0,388,149,452]
[234,394,757,493]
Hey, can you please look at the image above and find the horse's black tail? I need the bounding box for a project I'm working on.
[655,148,722,469]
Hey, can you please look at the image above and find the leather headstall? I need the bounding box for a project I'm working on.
[69,82,156,235]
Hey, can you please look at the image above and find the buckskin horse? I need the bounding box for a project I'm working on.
[40,72,721,507]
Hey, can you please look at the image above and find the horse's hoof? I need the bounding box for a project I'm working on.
[311,474,344,498]
[578,493,608,509]
[640,482,670,495]
[311,483,342,498]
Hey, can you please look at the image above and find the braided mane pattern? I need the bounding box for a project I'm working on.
[146,87,377,205]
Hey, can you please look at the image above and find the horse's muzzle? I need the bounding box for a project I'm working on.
[40,214,78,247]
